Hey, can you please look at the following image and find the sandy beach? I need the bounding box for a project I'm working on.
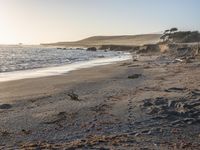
[1,0,199,149]
[0,53,200,149]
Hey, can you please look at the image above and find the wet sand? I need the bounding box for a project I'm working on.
[0,54,200,149]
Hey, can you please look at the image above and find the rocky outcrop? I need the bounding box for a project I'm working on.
[99,45,139,52]
[136,44,160,54]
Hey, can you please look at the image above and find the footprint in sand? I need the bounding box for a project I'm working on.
[126,98,136,132]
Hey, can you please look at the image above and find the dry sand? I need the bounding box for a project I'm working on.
[0,54,200,149]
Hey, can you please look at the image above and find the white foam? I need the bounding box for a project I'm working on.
[0,55,131,82]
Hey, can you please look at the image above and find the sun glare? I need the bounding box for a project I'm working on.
[0,2,17,44]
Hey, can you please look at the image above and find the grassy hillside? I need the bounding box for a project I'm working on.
[172,31,200,43]
[42,34,161,47]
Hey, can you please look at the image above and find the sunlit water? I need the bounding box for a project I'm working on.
[0,46,129,73]
[0,46,131,82]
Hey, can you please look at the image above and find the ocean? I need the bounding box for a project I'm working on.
[0,46,131,81]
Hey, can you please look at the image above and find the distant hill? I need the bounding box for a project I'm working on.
[41,34,161,47]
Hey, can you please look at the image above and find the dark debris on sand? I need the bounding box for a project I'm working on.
[0,104,12,109]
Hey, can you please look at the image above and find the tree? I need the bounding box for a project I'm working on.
[170,27,178,33]
[160,27,178,43]
[160,35,166,42]
[160,33,169,42]
[164,30,170,34]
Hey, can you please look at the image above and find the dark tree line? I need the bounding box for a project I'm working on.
[160,28,200,43]
[160,28,178,42]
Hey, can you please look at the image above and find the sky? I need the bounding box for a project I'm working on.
[0,0,199,44]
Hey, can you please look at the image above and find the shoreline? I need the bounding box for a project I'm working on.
[0,55,131,83]
[0,60,132,103]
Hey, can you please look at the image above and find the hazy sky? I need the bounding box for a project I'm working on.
[0,0,199,44]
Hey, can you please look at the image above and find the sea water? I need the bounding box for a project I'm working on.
[0,46,131,82]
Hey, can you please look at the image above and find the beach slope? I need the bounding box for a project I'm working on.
[0,54,200,149]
